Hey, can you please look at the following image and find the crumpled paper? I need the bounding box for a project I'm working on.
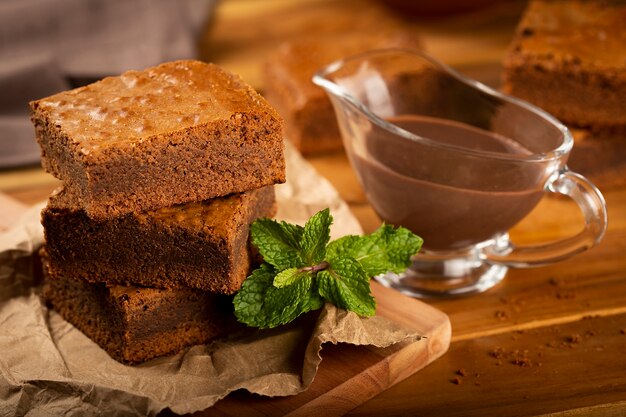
[0,144,420,416]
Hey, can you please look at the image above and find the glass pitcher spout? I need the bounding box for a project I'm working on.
[313,47,572,162]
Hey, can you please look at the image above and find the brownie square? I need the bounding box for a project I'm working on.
[43,186,276,294]
[42,253,231,365]
[502,0,626,131]
[31,60,285,220]
[568,128,626,189]
[263,33,422,155]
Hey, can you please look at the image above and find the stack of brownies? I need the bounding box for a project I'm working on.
[29,60,285,364]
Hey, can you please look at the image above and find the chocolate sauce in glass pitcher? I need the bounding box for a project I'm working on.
[352,115,546,251]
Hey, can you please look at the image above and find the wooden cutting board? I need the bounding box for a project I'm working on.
[201,282,451,417]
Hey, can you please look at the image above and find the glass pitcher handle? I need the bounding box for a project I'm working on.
[484,169,608,267]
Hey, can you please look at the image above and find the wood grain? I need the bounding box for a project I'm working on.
[201,283,451,417]
[349,312,626,417]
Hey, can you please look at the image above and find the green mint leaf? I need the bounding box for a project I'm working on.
[273,267,311,288]
[317,256,376,317]
[250,218,304,270]
[235,210,424,329]
[300,208,332,265]
[233,263,324,329]
[327,224,422,276]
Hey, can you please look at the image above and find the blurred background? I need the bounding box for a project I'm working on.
[0,0,525,169]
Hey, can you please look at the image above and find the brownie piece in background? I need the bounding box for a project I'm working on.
[502,0,626,131]
[41,251,231,365]
[263,33,422,155]
[43,186,276,294]
[30,60,285,220]
[568,128,626,189]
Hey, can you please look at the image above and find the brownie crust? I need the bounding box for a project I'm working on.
[43,186,276,294]
[31,60,285,220]
[502,0,626,131]
[42,255,231,365]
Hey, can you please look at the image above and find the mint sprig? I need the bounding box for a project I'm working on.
[233,208,423,329]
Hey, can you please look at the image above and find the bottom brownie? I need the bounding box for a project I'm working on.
[41,252,232,365]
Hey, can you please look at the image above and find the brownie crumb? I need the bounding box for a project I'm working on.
[555,291,576,300]
[512,357,532,367]
[490,347,541,368]
[620,329,626,335]
[456,368,467,377]
[451,377,462,385]
[494,310,509,321]
[490,347,506,359]
[565,334,582,344]
[548,277,563,286]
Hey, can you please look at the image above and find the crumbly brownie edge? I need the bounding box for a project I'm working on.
[30,102,90,202]
[42,270,128,363]
[219,185,278,293]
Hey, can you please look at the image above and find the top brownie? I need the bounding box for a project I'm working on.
[502,0,626,129]
[31,60,285,219]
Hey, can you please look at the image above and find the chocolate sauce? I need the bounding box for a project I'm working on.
[352,115,546,251]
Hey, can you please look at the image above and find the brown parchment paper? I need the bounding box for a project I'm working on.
[0,144,421,416]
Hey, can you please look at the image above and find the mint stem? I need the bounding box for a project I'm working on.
[299,261,329,273]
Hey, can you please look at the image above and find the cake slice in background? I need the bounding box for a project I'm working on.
[263,33,422,155]
[502,0,626,131]
[502,0,626,189]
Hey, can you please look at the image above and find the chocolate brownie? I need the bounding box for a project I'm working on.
[502,0,626,131]
[30,60,285,220]
[41,252,231,365]
[262,33,422,155]
[568,128,626,189]
[43,185,276,294]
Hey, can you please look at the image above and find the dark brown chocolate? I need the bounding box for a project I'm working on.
[43,186,276,294]
[41,250,231,365]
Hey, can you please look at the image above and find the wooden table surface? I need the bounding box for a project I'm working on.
[2,1,626,416]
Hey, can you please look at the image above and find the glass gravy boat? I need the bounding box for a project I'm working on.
[313,48,607,298]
